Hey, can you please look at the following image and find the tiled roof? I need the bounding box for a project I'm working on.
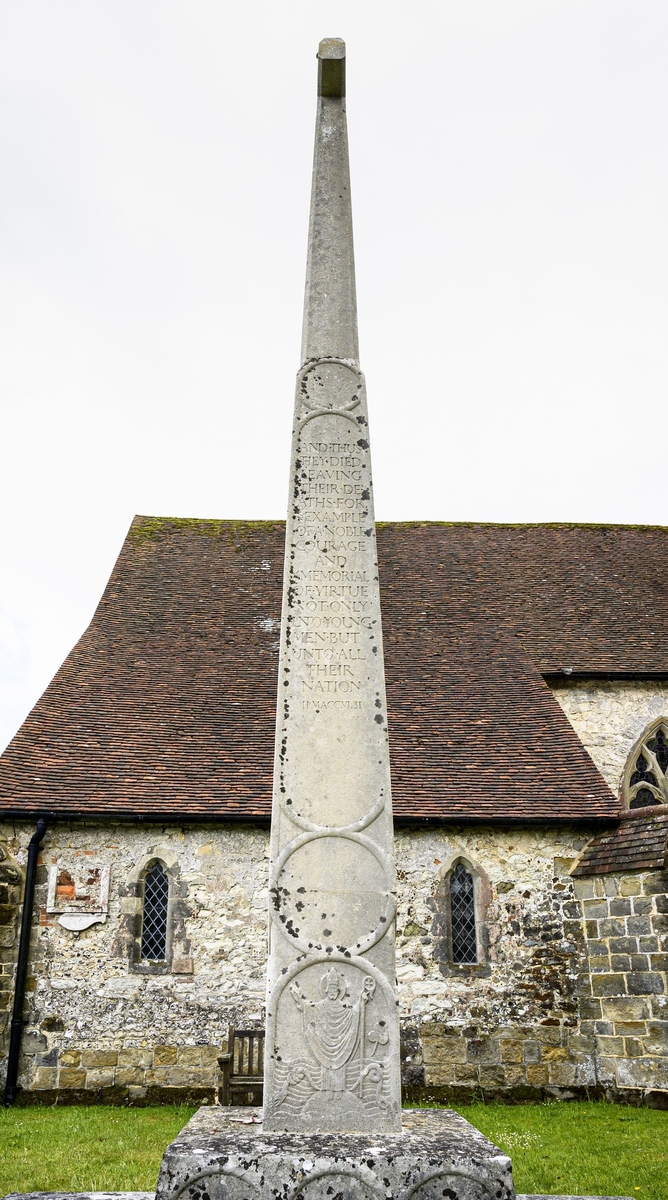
[385,630,614,822]
[376,521,668,677]
[2,516,662,824]
[572,809,668,876]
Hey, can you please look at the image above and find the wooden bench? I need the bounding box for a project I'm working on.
[217,1027,264,1106]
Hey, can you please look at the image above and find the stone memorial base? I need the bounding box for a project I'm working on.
[155,1107,514,1200]
[1,1192,634,1200]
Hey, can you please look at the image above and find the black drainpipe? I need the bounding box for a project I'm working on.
[3,817,48,1106]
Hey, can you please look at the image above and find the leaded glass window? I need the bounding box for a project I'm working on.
[141,862,169,960]
[627,722,668,810]
[449,863,477,964]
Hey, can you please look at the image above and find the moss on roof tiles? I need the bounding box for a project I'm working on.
[129,516,284,547]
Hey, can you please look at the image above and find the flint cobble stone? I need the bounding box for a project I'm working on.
[551,680,668,796]
[4,745,668,1104]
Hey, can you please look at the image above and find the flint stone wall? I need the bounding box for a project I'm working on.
[395,825,592,1099]
[0,820,591,1101]
[0,838,23,1044]
[0,822,269,1103]
[549,679,668,798]
[2,817,668,1103]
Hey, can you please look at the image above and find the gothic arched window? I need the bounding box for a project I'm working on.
[431,856,490,974]
[625,720,668,810]
[449,863,477,964]
[141,861,169,961]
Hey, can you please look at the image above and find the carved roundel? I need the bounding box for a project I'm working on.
[402,1169,495,1200]
[266,946,399,1024]
[289,1163,384,1200]
[271,829,396,956]
[173,1169,260,1200]
[297,359,364,426]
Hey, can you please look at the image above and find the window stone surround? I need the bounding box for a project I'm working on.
[428,854,492,977]
[118,848,192,976]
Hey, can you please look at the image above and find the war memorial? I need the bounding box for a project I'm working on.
[151,36,509,1200]
[0,35,647,1200]
[152,39,622,1200]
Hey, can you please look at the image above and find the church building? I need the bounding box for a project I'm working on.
[1,34,667,1111]
[1,517,667,1106]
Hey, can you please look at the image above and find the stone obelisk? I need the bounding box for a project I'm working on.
[156,41,515,1200]
[263,37,401,1134]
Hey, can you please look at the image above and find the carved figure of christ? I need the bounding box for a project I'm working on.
[290,969,375,1094]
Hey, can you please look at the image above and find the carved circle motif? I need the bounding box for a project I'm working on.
[402,1168,495,1200]
[279,795,385,836]
[289,1163,384,1200]
[172,1168,260,1200]
[265,949,397,1052]
[297,358,364,427]
[270,828,396,956]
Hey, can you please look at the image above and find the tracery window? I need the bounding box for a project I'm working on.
[449,863,477,964]
[141,861,169,961]
[625,720,668,810]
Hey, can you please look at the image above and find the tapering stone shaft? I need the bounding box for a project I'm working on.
[301,38,358,365]
[263,39,401,1134]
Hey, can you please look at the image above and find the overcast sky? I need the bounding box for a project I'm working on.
[1,0,667,751]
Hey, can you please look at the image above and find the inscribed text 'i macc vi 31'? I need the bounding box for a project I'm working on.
[262,38,402,1134]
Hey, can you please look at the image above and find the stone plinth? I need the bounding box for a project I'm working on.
[155,1107,514,1200]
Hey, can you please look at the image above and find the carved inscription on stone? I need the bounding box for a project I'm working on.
[264,360,401,1132]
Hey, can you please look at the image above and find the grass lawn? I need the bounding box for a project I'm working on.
[0,1101,665,1198]
[0,1105,197,1195]
[456,1101,666,1200]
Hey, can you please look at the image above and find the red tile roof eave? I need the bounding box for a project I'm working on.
[0,802,618,829]
[543,671,668,681]
[571,809,668,876]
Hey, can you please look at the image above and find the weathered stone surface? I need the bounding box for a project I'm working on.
[156,1107,514,1200]
[549,678,668,795]
[263,39,400,1133]
[574,864,668,1089]
[3,816,668,1101]
[3,1194,154,1200]
[615,1054,668,1089]
[0,819,617,1102]
[0,820,268,1095]
[1,1194,633,1200]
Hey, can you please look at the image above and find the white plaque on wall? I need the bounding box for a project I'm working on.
[46,861,110,930]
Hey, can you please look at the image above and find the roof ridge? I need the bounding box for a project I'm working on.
[131,514,668,534]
